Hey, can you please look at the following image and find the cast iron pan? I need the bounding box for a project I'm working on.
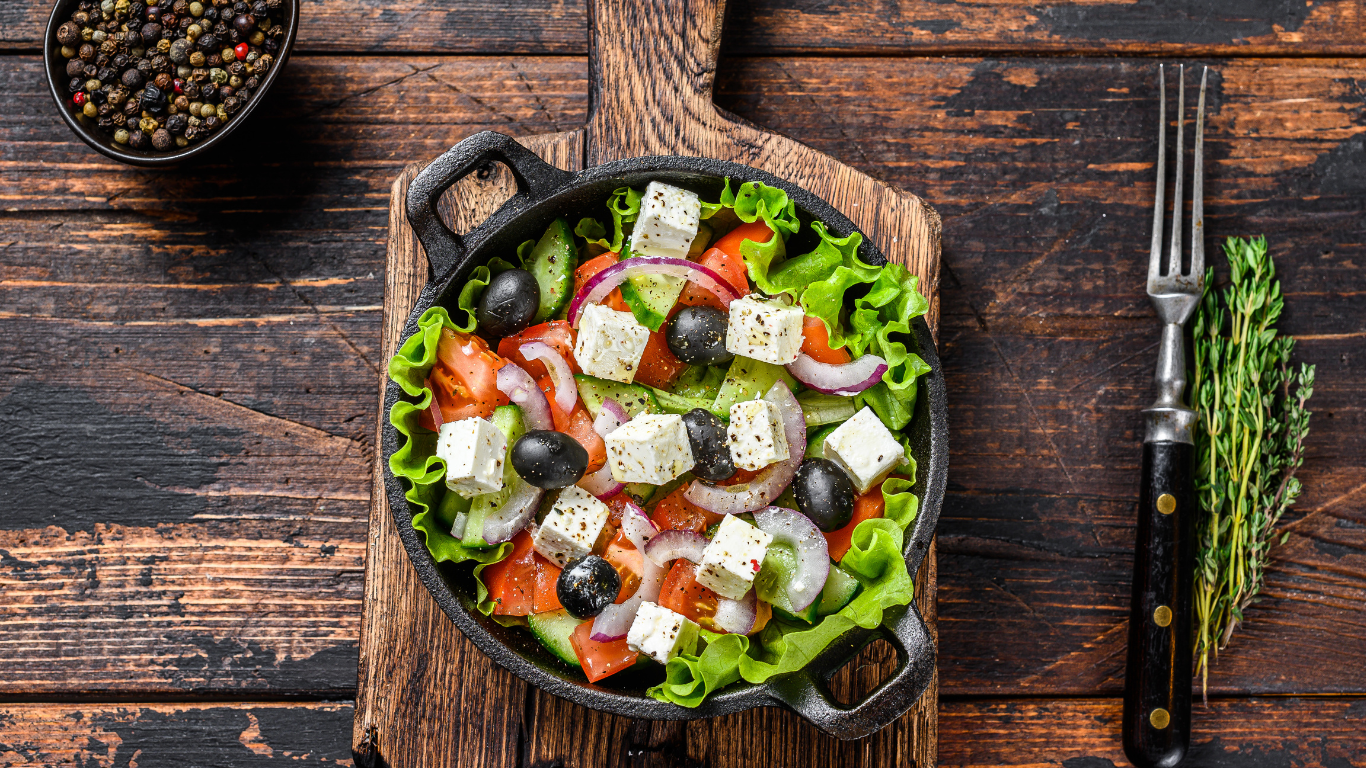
[381,130,948,740]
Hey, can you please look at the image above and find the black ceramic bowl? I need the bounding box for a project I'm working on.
[43,0,298,167]
[383,132,948,740]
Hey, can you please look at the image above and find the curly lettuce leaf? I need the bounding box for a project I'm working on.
[388,306,513,614]
[575,186,643,254]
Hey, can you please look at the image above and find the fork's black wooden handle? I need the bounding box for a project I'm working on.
[1123,440,1196,768]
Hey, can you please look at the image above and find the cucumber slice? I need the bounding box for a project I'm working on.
[672,364,727,401]
[624,482,657,505]
[620,273,685,332]
[713,357,799,416]
[688,223,713,257]
[816,564,862,616]
[805,423,839,458]
[527,609,584,666]
[574,374,659,419]
[462,405,527,547]
[755,544,818,621]
[527,218,577,323]
[797,391,857,427]
[650,386,728,420]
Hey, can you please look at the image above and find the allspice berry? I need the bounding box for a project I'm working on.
[151,128,172,150]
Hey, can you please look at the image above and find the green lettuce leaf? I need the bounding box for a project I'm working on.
[387,306,513,614]
[575,186,642,254]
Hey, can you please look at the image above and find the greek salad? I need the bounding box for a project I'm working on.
[389,177,931,705]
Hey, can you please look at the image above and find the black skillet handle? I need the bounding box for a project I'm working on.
[405,130,575,282]
[768,602,936,741]
[1123,440,1196,768]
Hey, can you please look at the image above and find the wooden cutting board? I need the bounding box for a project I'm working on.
[352,1,942,765]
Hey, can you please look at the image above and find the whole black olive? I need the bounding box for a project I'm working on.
[510,430,588,489]
[682,408,736,482]
[792,458,856,532]
[556,555,620,619]
[476,268,540,339]
[666,305,733,366]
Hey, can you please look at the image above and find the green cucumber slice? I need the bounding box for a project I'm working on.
[797,391,857,427]
[671,364,728,401]
[620,273,685,332]
[462,405,527,547]
[805,423,840,459]
[527,218,577,323]
[650,387,728,421]
[574,374,659,419]
[713,357,798,416]
[527,609,584,666]
[816,564,862,616]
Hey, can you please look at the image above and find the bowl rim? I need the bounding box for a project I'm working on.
[43,0,299,168]
[381,152,949,729]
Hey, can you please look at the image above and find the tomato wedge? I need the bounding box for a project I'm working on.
[658,560,720,632]
[537,376,606,472]
[571,620,638,683]
[483,529,536,616]
[533,554,564,613]
[676,247,751,311]
[823,483,888,562]
[573,252,629,313]
[633,330,687,389]
[800,315,852,365]
[419,328,508,429]
[602,528,643,605]
[498,321,578,381]
[713,221,775,258]
[651,485,721,533]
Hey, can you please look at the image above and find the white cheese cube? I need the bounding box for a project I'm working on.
[696,515,773,600]
[627,601,699,665]
[532,485,610,567]
[629,181,701,259]
[573,303,651,384]
[436,417,507,498]
[724,296,805,365]
[726,398,790,471]
[822,406,906,494]
[604,413,695,485]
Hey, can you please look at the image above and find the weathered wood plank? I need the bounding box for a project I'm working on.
[5,0,1366,55]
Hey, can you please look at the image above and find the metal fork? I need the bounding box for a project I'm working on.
[1122,64,1207,768]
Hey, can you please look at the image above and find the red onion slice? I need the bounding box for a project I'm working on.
[577,397,628,498]
[642,529,707,567]
[713,589,758,635]
[480,480,544,545]
[568,256,740,327]
[684,381,806,514]
[495,362,553,432]
[752,506,830,611]
[786,352,888,396]
[591,502,666,641]
[520,341,577,414]
[424,376,445,429]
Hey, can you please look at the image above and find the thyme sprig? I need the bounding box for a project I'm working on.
[1191,236,1315,701]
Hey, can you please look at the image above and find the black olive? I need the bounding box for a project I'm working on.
[792,458,856,532]
[510,430,588,489]
[682,408,736,482]
[476,268,540,339]
[556,555,620,619]
[666,306,733,366]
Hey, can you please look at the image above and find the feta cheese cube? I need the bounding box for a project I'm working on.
[532,485,610,567]
[627,601,699,665]
[604,413,695,485]
[436,417,507,498]
[822,406,906,494]
[573,303,651,384]
[726,398,790,471]
[724,296,805,365]
[696,515,773,600]
[629,181,701,259]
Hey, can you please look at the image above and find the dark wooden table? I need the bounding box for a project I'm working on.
[2,2,1363,765]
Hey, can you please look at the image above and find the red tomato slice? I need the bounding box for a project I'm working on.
[651,485,721,533]
[483,529,536,616]
[658,560,721,632]
[533,554,563,613]
[713,221,775,258]
[418,328,509,428]
[800,315,852,365]
[603,493,633,528]
[571,620,638,683]
[602,528,643,605]
[573,253,630,313]
[498,321,578,381]
[633,330,687,389]
[823,483,888,562]
[536,376,606,472]
[676,247,751,311]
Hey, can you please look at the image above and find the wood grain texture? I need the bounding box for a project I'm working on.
[6,0,1366,56]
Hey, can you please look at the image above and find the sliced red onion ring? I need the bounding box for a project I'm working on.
[591,502,666,641]
[568,256,740,327]
[424,376,444,430]
[643,529,707,567]
[520,341,577,414]
[786,352,888,396]
[496,362,553,432]
[752,506,830,611]
[577,397,629,498]
[480,480,544,545]
[684,381,806,514]
[713,589,757,635]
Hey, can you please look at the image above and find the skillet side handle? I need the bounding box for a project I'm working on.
[768,603,936,741]
[405,130,575,282]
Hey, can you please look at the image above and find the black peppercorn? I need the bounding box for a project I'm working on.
[112,53,129,69]
[136,58,152,75]
[112,112,127,127]
[129,1,145,15]
[221,95,240,114]
[212,21,228,36]
[154,72,173,90]
[233,1,248,12]
[79,43,97,61]
[200,83,218,102]
[72,10,90,25]
[141,22,161,40]
[123,98,140,116]
[83,63,99,78]
[232,14,254,34]
[202,114,220,131]
[226,60,244,76]
[123,28,142,47]
[128,129,149,148]
[68,76,85,94]
[219,85,234,98]
[198,32,217,50]
[98,116,115,130]
[162,13,178,29]
[202,7,217,21]
[58,21,82,46]
[141,83,167,112]
[98,66,117,82]
[262,37,278,54]
[66,58,86,77]
[122,68,144,88]
[242,76,258,90]
[151,128,172,150]
[151,54,171,72]
[183,124,200,141]
[206,53,222,67]
[91,89,108,105]
[183,81,201,98]
[166,113,188,133]
[251,1,266,16]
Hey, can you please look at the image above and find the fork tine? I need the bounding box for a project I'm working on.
[1190,66,1208,278]
[1167,65,1185,277]
[1149,64,1167,284]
